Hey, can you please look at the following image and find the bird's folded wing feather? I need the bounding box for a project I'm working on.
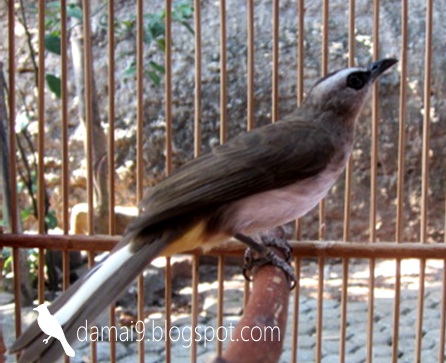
[127,120,336,234]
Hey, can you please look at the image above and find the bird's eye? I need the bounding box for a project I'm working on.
[346,72,368,90]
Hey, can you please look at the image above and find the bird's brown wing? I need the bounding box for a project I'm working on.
[127,120,336,234]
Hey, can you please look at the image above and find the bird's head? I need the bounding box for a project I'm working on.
[33,303,49,313]
[304,58,398,119]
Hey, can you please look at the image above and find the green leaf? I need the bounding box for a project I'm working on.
[67,4,83,20]
[46,1,60,10]
[156,38,166,52]
[147,16,165,39]
[146,70,161,86]
[45,34,61,55]
[46,74,62,98]
[124,63,137,76]
[180,21,194,35]
[20,208,32,221]
[3,255,12,272]
[149,61,165,74]
[45,211,58,229]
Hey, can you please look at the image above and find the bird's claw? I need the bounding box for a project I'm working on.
[43,337,50,344]
[242,231,296,290]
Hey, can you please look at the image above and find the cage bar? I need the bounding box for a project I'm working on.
[82,0,94,237]
[271,0,279,123]
[392,1,408,361]
[339,3,356,359]
[37,0,46,308]
[194,0,202,155]
[60,0,69,235]
[59,10,71,362]
[415,0,433,361]
[191,255,199,363]
[219,0,227,143]
[246,0,255,131]
[108,0,116,237]
[136,0,145,361]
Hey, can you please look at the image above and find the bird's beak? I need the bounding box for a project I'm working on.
[368,58,398,81]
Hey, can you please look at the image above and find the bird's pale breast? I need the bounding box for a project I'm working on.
[222,164,345,235]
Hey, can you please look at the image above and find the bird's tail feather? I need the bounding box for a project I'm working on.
[9,234,167,363]
[59,336,75,357]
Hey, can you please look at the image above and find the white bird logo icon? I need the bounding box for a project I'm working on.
[33,303,75,357]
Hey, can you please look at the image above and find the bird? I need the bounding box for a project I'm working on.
[32,304,75,358]
[10,58,397,363]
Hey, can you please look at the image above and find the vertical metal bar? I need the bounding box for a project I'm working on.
[60,0,69,235]
[38,247,45,304]
[7,0,17,235]
[297,0,305,107]
[295,0,305,240]
[12,249,21,341]
[164,1,174,362]
[392,1,407,362]
[415,259,426,362]
[165,257,172,363]
[321,0,329,77]
[339,259,348,363]
[216,255,225,355]
[220,0,227,143]
[315,258,324,363]
[108,0,116,237]
[106,2,117,354]
[419,0,432,247]
[82,0,94,236]
[60,7,71,360]
[194,0,202,156]
[416,0,432,361]
[318,0,329,239]
[296,5,304,361]
[316,2,329,361]
[366,259,375,363]
[8,0,21,346]
[369,0,380,245]
[246,0,254,131]
[271,0,279,122]
[395,0,407,250]
[136,0,144,202]
[37,0,45,235]
[84,0,96,356]
[191,255,199,363]
[62,254,69,363]
[37,0,46,305]
[192,2,203,355]
[137,274,144,363]
[440,262,446,362]
[291,257,301,363]
[165,0,173,176]
[343,0,355,242]
[109,303,116,363]
[367,1,380,361]
[136,0,145,360]
[340,2,355,362]
[192,0,203,358]
[216,2,228,355]
[106,5,117,357]
[87,251,97,363]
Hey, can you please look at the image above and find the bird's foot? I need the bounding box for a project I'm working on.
[43,336,51,344]
[236,228,296,289]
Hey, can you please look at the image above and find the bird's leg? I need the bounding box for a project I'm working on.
[43,336,51,344]
[235,229,296,289]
